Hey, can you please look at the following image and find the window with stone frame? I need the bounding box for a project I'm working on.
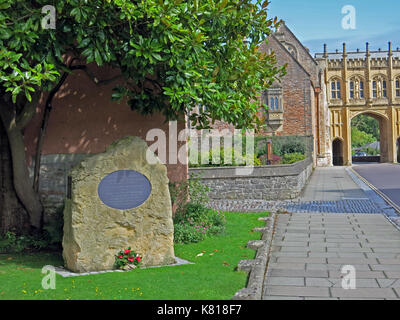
[372,76,387,98]
[330,79,341,100]
[395,77,400,97]
[263,87,283,113]
[349,77,365,100]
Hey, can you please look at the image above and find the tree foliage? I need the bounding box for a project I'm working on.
[0,0,284,232]
[1,0,285,129]
[351,127,376,149]
[351,114,380,141]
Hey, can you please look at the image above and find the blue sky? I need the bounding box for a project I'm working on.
[267,0,400,55]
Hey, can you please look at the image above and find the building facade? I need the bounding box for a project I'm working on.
[315,42,400,166]
[251,23,400,167]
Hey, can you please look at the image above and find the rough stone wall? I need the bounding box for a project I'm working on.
[29,154,89,221]
[189,158,313,201]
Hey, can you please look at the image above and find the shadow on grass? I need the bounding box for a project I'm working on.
[0,251,63,270]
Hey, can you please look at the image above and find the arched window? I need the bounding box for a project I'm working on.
[349,76,364,100]
[372,76,387,98]
[275,97,279,110]
[285,43,297,60]
[331,79,341,99]
[270,97,275,111]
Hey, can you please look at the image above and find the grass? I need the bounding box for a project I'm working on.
[0,211,268,300]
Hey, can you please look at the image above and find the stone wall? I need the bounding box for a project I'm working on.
[29,154,89,221]
[189,158,313,201]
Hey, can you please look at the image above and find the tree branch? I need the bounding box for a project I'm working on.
[16,91,41,130]
[145,77,163,92]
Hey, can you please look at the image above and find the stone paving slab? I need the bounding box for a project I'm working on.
[263,213,400,300]
[328,270,386,278]
[330,288,397,299]
[383,271,400,278]
[377,279,400,288]
[305,278,379,288]
[265,285,330,297]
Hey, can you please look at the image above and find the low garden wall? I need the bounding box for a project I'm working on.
[189,157,313,201]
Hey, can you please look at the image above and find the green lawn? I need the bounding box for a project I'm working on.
[0,211,268,300]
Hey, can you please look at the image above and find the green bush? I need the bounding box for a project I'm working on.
[0,231,49,253]
[282,152,306,164]
[175,202,209,224]
[189,145,261,167]
[255,135,311,158]
[0,205,64,253]
[42,205,64,248]
[171,176,226,244]
[281,141,305,155]
[169,174,210,214]
[173,223,206,244]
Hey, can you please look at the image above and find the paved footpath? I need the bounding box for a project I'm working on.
[300,166,368,201]
[262,167,400,300]
[263,213,400,300]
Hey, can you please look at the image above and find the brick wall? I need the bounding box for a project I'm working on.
[258,36,314,137]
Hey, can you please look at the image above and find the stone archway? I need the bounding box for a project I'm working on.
[350,111,390,164]
[332,138,344,166]
[349,110,397,162]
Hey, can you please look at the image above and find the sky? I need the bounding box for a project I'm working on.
[267,0,400,55]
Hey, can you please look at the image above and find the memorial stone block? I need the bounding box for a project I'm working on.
[62,136,176,272]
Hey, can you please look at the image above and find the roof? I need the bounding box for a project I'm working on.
[278,23,318,66]
[268,34,311,78]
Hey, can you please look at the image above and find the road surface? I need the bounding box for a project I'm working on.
[352,163,400,210]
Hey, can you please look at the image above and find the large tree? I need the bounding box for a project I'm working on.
[0,0,285,233]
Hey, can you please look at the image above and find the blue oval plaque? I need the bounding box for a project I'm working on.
[97,170,152,210]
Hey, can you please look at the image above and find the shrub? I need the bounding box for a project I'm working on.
[174,223,206,244]
[42,205,64,249]
[176,206,225,244]
[281,141,306,156]
[0,205,64,253]
[171,176,226,244]
[256,135,311,157]
[189,145,261,167]
[0,231,49,253]
[282,152,306,164]
[169,174,210,215]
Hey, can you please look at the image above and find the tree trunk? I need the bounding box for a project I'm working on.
[0,100,43,232]
[0,119,30,235]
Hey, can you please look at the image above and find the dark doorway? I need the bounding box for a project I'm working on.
[397,137,400,163]
[332,138,343,166]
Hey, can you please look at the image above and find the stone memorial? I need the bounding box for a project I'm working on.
[62,136,176,272]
